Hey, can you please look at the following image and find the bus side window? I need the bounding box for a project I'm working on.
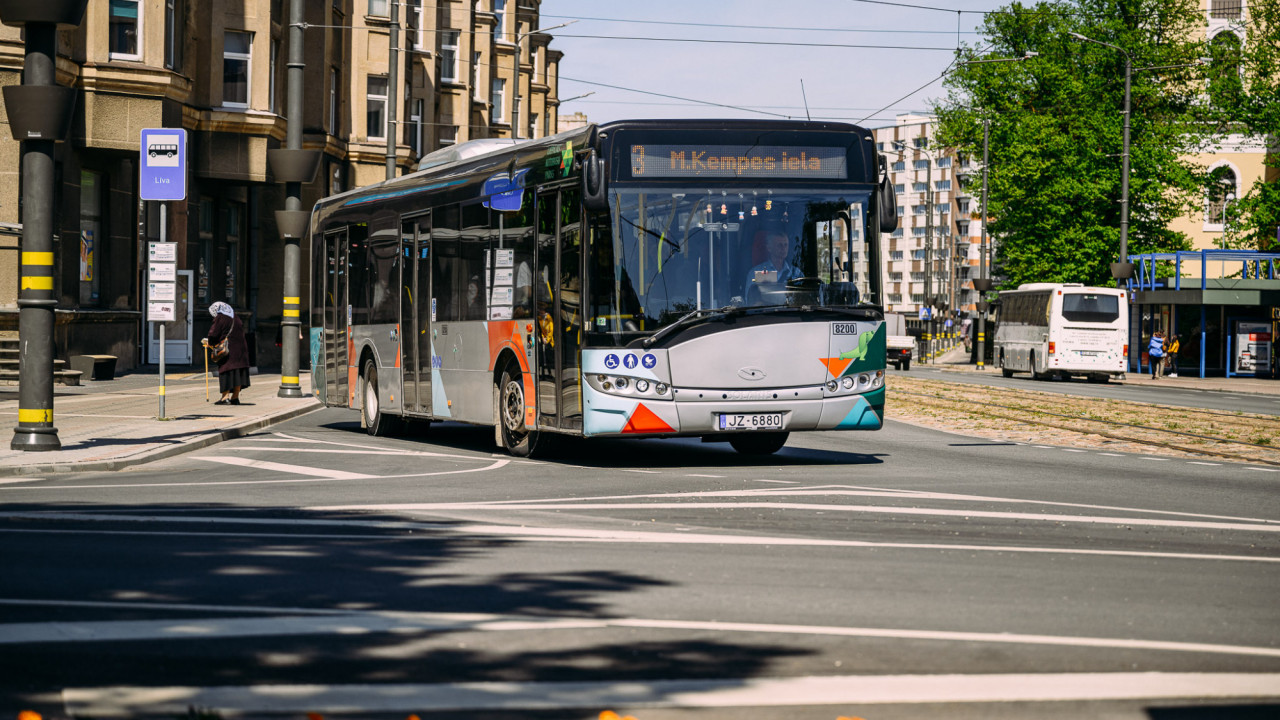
[367,228,400,324]
[431,204,460,321]
[347,224,369,326]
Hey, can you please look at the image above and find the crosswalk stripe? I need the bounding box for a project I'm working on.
[199,456,375,480]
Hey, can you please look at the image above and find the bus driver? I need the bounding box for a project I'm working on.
[745,231,801,293]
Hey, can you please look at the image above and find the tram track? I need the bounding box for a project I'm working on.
[887,377,1280,467]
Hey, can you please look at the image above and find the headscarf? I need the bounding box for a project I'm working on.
[209,302,234,319]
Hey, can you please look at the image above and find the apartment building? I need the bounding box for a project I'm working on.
[869,115,980,319]
[0,0,562,371]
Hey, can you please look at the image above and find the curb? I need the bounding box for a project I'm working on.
[0,400,321,478]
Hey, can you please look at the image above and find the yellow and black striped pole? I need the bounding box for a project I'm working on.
[278,294,303,397]
[10,20,66,451]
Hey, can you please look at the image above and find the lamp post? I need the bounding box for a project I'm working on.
[891,139,943,362]
[511,19,576,139]
[1069,32,1132,287]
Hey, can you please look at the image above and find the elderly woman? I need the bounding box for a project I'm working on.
[204,301,250,405]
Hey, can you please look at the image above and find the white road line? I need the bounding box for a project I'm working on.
[199,457,375,480]
[58,673,1280,715]
[0,478,45,485]
[750,479,798,484]
[315,501,1280,534]
[686,474,724,478]
[3,602,1278,660]
[5,514,1273,564]
[1142,456,1172,461]
[1062,449,1088,453]
[1187,461,1221,466]
[619,469,660,474]
[1246,467,1279,473]
[1097,453,1124,457]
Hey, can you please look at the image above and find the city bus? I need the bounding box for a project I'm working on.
[994,283,1129,382]
[309,119,898,456]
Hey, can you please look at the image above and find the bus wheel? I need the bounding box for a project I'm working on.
[361,360,401,437]
[1000,352,1014,378]
[498,364,539,457]
[1029,351,1044,380]
[730,432,788,456]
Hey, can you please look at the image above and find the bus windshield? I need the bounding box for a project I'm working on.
[1061,293,1120,323]
[591,189,866,335]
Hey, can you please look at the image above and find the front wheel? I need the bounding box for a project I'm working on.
[498,364,540,457]
[361,360,402,436]
[729,431,789,456]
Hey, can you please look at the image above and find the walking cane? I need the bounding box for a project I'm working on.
[202,340,209,401]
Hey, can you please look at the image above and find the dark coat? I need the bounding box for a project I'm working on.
[207,313,250,371]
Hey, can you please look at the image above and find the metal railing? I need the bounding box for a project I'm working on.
[1127,250,1280,291]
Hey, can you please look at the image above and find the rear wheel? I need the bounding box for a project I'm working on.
[361,360,402,436]
[901,359,910,371]
[1000,351,1014,378]
[1029,351,1042,380]
[730,431,789,456]
[498,364,540,457]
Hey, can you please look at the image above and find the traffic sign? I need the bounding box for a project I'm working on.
[140,128,187,201]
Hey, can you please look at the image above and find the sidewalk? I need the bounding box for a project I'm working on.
[0,370,320,477]
[927,343,1280,396]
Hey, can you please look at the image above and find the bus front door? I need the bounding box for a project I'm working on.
[535,188,584,431]
[323,229,349,407]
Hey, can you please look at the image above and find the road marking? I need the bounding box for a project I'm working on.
[3,599,1278,660]
[314,501,1280,534]
[1062,449,1088,453]
[1187,461,1221,466]
[1142,456,1172,461]
[1246,467,1279,473]
[1097,453,1123,457]
[686,474,724,478]
[199,457,376,480]
[58,673,1280,715]
[0,478,45,485]
[619,469,661,474]
[750,479,798,484]
[5,514,1274,565]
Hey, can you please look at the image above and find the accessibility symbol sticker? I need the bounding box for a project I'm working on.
[642,353,657,369]
[623,353,639,369]
[604,354,620,370]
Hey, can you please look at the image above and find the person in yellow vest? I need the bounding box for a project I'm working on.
[1164,333,1180,377]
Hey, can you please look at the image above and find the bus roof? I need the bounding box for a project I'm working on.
[1007,283,1123,293]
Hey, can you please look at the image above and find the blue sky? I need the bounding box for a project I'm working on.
[540,1,1008,129]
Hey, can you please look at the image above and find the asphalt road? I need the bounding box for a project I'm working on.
[2,408,1278,720]
[905,365,1280,416]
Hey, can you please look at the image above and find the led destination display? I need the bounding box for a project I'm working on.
[630,144,847,179]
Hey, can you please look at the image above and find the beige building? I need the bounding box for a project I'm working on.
[0,0,563,370]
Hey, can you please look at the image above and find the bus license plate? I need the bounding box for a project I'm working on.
[718,413,783,431]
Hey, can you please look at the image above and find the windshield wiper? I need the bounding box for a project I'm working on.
[642,306,739,348]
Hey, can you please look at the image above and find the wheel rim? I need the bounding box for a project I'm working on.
[502,378,525,436]
[365,373,378,422]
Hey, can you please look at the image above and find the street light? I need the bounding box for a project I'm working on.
[1069,32,1132,286]
[511,19,577,139]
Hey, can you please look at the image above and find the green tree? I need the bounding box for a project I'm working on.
[1215,0,1280,251]
[935,0,1210,288]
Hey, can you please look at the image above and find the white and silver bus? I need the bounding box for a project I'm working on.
[309,119,899,457]
[994,283,1129,382]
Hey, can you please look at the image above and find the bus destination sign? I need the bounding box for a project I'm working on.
[630,144,847,180]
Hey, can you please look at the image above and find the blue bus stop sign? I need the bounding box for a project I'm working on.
[140,128,187,201]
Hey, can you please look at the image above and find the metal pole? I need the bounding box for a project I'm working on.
[925,153,934,362]
[12,22,60,451]
[277,0,305,398]
[978,118,989,370]
[158,203,167,419]
[1119,53,1131,289]
[385,0,400,180]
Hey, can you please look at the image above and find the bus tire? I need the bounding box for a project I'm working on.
[1029,351,1043,380]
[498,364,540,457]
[730,432,788,456]
[901,359,910,371]
[1000,351,1014,378]
[361,359,402,437]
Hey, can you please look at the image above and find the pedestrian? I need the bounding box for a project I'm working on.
[1147,329,1165,379]
[1164,333,1180,377]
[203,301,250,405]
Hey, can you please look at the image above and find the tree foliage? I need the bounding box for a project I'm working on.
[935,0,1213,288]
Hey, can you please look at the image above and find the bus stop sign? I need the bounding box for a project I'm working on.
[140,128,187,201]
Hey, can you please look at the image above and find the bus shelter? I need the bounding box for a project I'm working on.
[1127,250,1280,379]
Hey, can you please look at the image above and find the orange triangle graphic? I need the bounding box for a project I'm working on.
[622,402,675,434]
[820,357,853,377]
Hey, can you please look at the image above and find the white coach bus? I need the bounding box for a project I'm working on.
[994,283,1129,383]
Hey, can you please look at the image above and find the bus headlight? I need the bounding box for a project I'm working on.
[841,376,855,390]
[655,383,669,395]
[635,379,650,393]
[858,373,870,387]
[614,377,629,390]
[826,380,839,392]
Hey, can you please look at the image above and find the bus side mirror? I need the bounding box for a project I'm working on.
[582,150,608,212]
[877,155,898,233]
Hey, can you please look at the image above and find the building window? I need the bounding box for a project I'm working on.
[935,180,951,191]
[409,98,424,157]
[913,182,927,193]
[269,39,279,113]
[913,204,927,215]
[367,75,388,140]
[368,0,388,16]
[912,249,926,259]
[914,159,930,170]
[912,227,926,236]
[890,251,904,261]
[1208,31,1244,107]
[911,293,924,304]
[895,206,904,217]
[410,0,425,51]
[957,199,971,214]
[529,112,538,139]
[1210,0,1242,19]
[473,52,483,100]
[1206,166,1237,226]
[491,77,506,122]
[892,160,905,172]
[494,0,507,38]
[329,68,338,134]
[226,203,242,304]
[110,0,141,59]
[79,171,104,306]
[441,30,460,82]
[888,294,902,304]
[439,125,457,146]
[937,157,951,168]
[164,0,183,70]
[893,183,905,193]
[913,137,928,148]
[222,31,252,108]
